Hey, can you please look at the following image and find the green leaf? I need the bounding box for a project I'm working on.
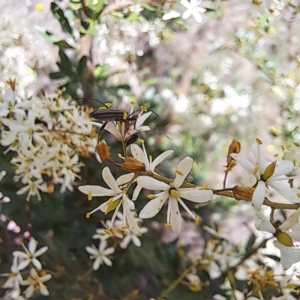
[53,40,75,49]
[93,63,109,79]
[51,2,74,38]
[58,50,75,77]
[205,8,224,18]
[111,11,124,18]
[92,0,104,14]
[70,0,82,10]
[49,71,63,80]
[80,20,95,35]
[245,233,256,253]
[141,3,156,11]
[77,56,88,76]
[34,26,60,43]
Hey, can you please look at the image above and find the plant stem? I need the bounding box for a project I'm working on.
[156,261,200,300]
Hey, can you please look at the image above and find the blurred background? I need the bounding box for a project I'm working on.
[1,0,300,299]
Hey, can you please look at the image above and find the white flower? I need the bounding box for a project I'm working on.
[162,10,181,21]
[231,141,297,209]
[131,143,173,173]
[22,268,52,298]
[273,240,300,270]
[181,0,206,23]
[79,167,140,234]
[120,227,148,249]
[92,228,113,241]
[86,241,115,270]
[0,89,28,118]
[283,146,300,175]
[13,237,48,270]
[119,214,148,249]
[130,143,173,200]
[0,257,23,298]
[138,157,213,233]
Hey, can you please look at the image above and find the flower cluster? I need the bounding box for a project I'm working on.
[86,212,148,270]
[0,83,97,200]
[230,140,300,270]
[79,143,213,236]
[1,237,51,299]
[231,139,299,210]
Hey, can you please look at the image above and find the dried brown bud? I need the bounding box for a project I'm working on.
[119,157,145,172]
[80,145,90,157]
[225,139,241,173]
[6,78,17,91]
[95,141,110,161]
[232,186,254,202]
[47,183,55,194]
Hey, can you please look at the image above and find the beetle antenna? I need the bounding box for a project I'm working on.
[68,97,107,107]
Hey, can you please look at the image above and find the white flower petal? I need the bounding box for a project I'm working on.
[79,185,116,197]
[116,173,135,185]
[270,160,294,178]
[13,251,28,258]
[17,260,30,271]
[172,157,193,188]
[254,144,267,174]
[93,258,101,270]
[131,144,148,165]
[279,207,300,230]
[268,182,300,203]
[273,240,300,269]
[34,246,48,257]
[255,218,276,234]
[25,285,34,298]
[103,167,122,193]
[102,256,113,266]
[125,206,140,234]
[137,176,169,191]
[170,198,182,233]
[104,122,122,140]
[120,235,131,249]
[40,286,49,296]
[151,150,174,170]
[86,246,98,256]
[180,0,191,9]
[132,184,143,201]
[104,247,115,256]
[192,11,203,23]
[132,236,141,247]
[252,181,266,209]
[230,153,255,173]
[286,225,300,242]
[139,193,169,219]
[135,111,151,128]
[28,238,37,253]
[179,189,213,203]
[32,258,42,270]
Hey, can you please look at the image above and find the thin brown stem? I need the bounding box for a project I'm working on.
[156,260,200,300]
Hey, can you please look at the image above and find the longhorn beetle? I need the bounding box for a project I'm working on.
[89,102,153,147]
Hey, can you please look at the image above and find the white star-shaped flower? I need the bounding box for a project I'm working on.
[22,268,52,298]
[13,237,48,271]
[0,257,23,297]
[231,141,298,209]
[130,142,173,200]
[86,241,115,270]
[138,157,213,233]
[181,0,206,23]
[79,167,140,234]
